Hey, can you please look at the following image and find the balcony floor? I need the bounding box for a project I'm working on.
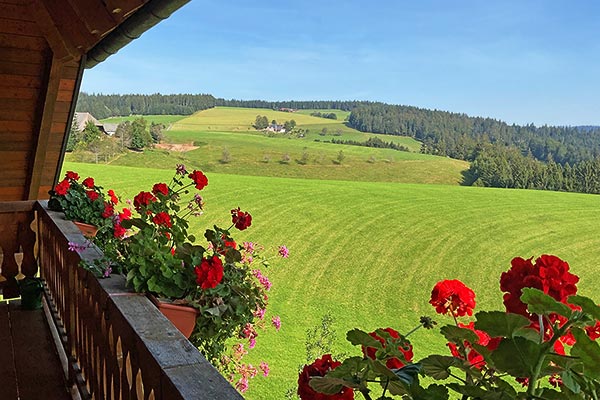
[0,300,71,400]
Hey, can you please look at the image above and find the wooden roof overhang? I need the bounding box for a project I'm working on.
[0,0,189,201]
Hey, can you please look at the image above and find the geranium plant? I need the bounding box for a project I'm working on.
[301,254,600,399]
[49,171,117,232]
[117,165,287,392]
[50,170,130,277]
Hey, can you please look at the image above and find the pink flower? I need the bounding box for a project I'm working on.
[235,377,249,393]
[260,361,269,377]
[272,316,281,331]
[249,338,256,349]
[243,242,255,252]
[278,245,289,258]
[253,308,266,320]
[253,269,272,290]
[176,164,187,175]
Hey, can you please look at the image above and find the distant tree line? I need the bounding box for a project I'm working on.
[348,103,600,166]
[328,137,410,152]
[467,144,600,194]
[76,93,218,119]
[76,93,377,119]
[310,111,338,120]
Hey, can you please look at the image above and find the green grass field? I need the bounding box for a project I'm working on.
[62,162,600,399]
[88,107,462,185]
[170,107,422,152]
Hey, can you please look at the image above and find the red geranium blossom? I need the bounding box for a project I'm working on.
[362,327,414,369]
[133,191,157,211]
[119,208,132,221]
[194,256,224,289]
[231,208,252,231]
[108,189,118,204]
[298,354,354,400]
[500,255,578,317]
[430,279,476,317]
[102,202,114,218]
[447,322,499,369]
[54,179,70,196]
[86,190,99,201]
[113,224,126,238]
[586,321,600,340]
[152,183,169,196]
[152,212,172,228]
[188,170,208,190]
[82,177,95,189]
[65,171,79,181]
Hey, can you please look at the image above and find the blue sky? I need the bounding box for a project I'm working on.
[81,0,600,126]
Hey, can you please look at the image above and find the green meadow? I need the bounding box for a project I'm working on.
[62,162,600,399]
[101,114,187,126]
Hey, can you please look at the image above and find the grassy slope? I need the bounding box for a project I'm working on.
[98,106,457,184]
[171,107,423,152]
[63,162,600,399]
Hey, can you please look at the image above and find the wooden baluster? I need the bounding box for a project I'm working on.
[0,213,20,298]
[18,210,38,278]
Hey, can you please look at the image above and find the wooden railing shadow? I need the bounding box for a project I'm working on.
[1,201,242,400]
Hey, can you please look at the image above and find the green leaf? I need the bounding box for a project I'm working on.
[474,311,530,338]
[370,359,398,379]
[420,355,462,379]
[490,337,541,377]
[440,325,479,344]
[569,295,600,321]
[392,363,421,385]
[571,328,600,378]
[521,288,572,317]
[346,328,381,348]
[410,384,449,400]
[309,376,355,395]
[326,356,367,378]
[561,370,581,394]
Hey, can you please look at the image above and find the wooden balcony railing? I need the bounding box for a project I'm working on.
[2,201,242,400]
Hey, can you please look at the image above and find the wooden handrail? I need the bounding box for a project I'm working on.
[35,200,242,399]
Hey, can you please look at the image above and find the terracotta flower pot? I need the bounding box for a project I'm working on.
[148,294,198,338]
[73,221,98,238]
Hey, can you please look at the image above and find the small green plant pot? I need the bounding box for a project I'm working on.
[19,278,44,310]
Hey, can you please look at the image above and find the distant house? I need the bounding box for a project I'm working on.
[74,112,116,136]
[266,123,286,133]
[278,107,297,113]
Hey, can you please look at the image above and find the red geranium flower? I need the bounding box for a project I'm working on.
[188,170,208,190]
[500,255,579,318]
[298,355,354,400]
[361,327,413,370]
[231,207,252,231]
[586,321,600,340]
[102,202,114,218]
[133,191,157,211]
[65,171,79,181]
[119,208,132,221]
[152,212,172,228]
[113,224,126,238]
[446,322,498,369]
[82,177,95,189]
[86,190,99,201]
[194,256,224,289]
[108,189,118,204]
[54,179,70,196]
[430,279,476,317]
[152,183,169,196]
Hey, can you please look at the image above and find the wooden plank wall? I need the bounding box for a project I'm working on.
[0,0,80,201]
[0,0,47,201]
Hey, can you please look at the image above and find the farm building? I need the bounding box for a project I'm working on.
[0,1,239,399]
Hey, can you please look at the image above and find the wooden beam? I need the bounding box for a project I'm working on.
[25,55,62,200]
[28,0,77,62]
